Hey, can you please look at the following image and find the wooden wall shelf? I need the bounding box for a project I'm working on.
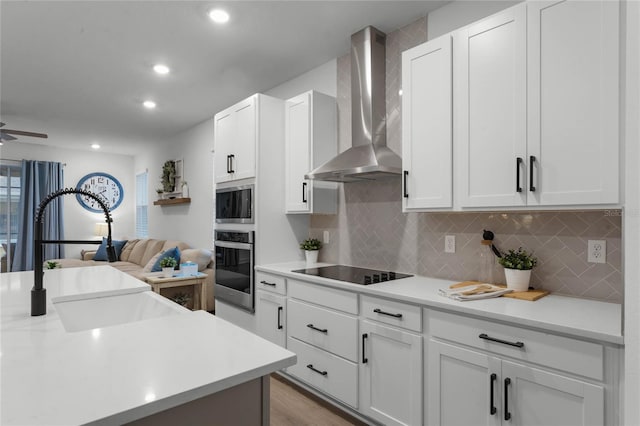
[153,197,191,206]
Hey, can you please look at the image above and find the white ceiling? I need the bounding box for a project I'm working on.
[0,1,448,155]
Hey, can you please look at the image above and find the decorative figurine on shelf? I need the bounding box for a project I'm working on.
[181,181,189,198]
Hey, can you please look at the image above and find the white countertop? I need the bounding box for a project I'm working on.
[256,262,623,345]
[1,266,296,426]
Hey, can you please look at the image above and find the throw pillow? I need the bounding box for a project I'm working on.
[93,238,128,261]
[142,252,163,273]
[151,246,181,272]
[180,249,213,271]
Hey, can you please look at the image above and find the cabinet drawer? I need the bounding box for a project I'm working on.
[361,295,421,332]
[428,310,604,380]
[288,279,358,314]
[255,272,286,295]
[288,299,358,361]
[287,337,358,408]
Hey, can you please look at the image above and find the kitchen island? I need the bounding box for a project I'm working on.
[0,266,296,426]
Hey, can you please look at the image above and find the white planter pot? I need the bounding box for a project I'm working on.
[162,267,174,278]
[305,250,319,266]
[504,268,531,291]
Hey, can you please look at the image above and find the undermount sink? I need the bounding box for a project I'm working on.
[54,291,187,332]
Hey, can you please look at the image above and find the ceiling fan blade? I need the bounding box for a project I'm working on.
[2,129,48,139]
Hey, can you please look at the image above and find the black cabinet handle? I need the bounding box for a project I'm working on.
[504,377,512,421]
[373,308,403,319]
[306,323,328,334]
[306,364,328,376]
[529,155,536,192]
[362,333,368,364]
[479,333,524,348]
[516,157,523,192]
[302,182,307,203]
[228,154,235,173]
[260,280,276,287]
[277,306,283,330]
[403,170,409,198]
[226,155,231,173]
[490,373,497,415]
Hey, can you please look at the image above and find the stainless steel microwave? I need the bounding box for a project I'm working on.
[215,184,254,224]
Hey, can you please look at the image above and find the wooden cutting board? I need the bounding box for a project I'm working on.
[450,281,550,301]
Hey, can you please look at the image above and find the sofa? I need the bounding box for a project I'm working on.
[51,238,215,310]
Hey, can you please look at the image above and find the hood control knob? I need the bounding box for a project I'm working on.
[364,275,372,285]
[381,272,388,281]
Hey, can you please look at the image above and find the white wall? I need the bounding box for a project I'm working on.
[426,0,521,40]
[624,0,640,423]
[265,58,337,99]
[1,141,135,258]
[136,118,215,250]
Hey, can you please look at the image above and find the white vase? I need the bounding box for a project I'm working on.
[182,183,189,198]
[504,268,531,291]
[305,250,319,266]
[162,267,174,278]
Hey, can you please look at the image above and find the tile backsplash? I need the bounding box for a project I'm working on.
[309,17,623,303]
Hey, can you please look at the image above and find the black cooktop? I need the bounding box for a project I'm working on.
[291,265,412,285]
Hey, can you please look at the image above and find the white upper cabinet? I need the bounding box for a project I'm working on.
[214,96,257,183]
[455,4,527,208]
[453,0,619,209]
[527,0,619,206]
[285,91,337,214]
[402,34,453,211]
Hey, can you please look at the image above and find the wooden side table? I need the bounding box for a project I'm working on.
[145,273,208,311]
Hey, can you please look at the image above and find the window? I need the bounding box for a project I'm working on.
[0,163,21,272]
[135,171,148,238]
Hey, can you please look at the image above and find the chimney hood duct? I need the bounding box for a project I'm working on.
[305,26,402,183]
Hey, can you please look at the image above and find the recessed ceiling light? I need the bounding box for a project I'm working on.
[153,64,170,75]
[208,9,229,24]
[91,143,101,150]
[143,100,157,109]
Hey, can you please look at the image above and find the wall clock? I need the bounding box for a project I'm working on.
[75,172,124,213]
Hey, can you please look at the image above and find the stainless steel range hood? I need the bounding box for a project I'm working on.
[305,26,402,183]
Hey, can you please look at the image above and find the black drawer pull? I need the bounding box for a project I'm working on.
[403,170,409,198]
[362,333,368,364]
[479,333,524,348]
[302,182,307,203]
[490,373,497,415]
[307,324,328,334]
[260,280,277,287]
[516,157,523,193]
[529,155,536,192]
[373,308,403,319]
[504,377,512,421]
[228,154,235,173]
[306,364,327,376]
[277,306,283,330]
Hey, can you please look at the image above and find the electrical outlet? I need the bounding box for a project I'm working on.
[323,230,330,244]
[445,235,456,253]
[587,240,606,264]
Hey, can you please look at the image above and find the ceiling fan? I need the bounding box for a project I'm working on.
[0,122,48,144]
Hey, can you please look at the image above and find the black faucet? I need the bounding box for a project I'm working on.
[31,188,116,316]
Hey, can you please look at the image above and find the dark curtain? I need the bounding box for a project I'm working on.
[12,160,65,271]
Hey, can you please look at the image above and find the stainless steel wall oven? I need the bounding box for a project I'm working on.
[214,230,255,312]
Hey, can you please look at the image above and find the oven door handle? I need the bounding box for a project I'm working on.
[214,240,253,251]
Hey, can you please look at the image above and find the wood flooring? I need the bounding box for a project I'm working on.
[269,374,368,426]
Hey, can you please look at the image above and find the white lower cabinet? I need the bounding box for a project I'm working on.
[428,340,604,426]
[255,290,286,347]
[360,320,422,426]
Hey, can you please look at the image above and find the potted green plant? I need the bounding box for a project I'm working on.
[300,238,322,266]
[45,261,61,270]
[497,247,538,291]
[159,256,177,278]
